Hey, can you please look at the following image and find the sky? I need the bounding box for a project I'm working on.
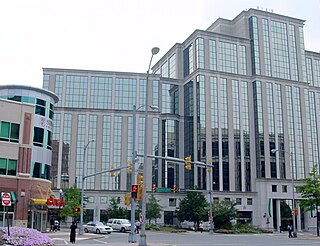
[0,0,320,88]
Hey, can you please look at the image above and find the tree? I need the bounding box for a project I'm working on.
[146,194,162,224]
[60,186,81,220]
[212,200,238,229]
[106,197,129,219]
[296,165,320,236]
[176,191,208,227]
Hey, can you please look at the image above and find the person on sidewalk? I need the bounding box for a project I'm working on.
[49,217,54,232]
[199,221,204,233]
[70,221,77,244]
[287,224,293,238]
[135,220,141,234]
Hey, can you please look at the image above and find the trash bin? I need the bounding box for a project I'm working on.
[292,232,297,238]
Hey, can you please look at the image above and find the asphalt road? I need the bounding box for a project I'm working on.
[48,229,320,246]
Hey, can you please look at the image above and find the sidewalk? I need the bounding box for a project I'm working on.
[46,228,170,246]
[46,228,105,241]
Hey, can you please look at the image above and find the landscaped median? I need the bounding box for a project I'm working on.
[0,227,53,246]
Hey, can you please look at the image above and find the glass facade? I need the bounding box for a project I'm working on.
[249,16,261,75]
[43,8,320,231]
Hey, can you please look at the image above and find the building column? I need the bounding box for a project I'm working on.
[276,199,281,232]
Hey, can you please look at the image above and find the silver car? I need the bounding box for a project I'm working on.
[84,221,113,234]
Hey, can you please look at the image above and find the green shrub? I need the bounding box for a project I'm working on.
[232,223,264,234]
[145,224,160,231]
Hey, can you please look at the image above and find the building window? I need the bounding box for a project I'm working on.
[272,185,277,192]
[32,162,50,180]
[33,127,44,147]
[35,98,46,116]
[47,130,52,150]
[0,158,17,176]
[169,198,176,207]
[100,197,108,204]
[236,198,242,205]
[0,121,20,143]
[247,198,253,205]
[282,185,288,192]
[87,197,95,203]
[49,104,54,119]
[32,162,41,178]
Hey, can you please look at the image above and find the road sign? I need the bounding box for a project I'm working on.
[156,187,172,193]
[2,192,11,206]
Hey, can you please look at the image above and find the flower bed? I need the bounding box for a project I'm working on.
[0,227,53,246]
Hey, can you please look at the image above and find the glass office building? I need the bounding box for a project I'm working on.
[44,8,320,231]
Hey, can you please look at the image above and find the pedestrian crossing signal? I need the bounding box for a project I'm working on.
[173,185,177,193]
[132,184,138,199]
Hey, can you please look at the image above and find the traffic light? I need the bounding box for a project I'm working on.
[185,156,191,170]
[111,165,116,177]
[137,174,143,185]
[137,185,143,200]
[74,207,80,213]
[152,184,156,192]
[128,162,132,174]
[173,185,177,193]
[131,184,139,199]
[124,193,131,206]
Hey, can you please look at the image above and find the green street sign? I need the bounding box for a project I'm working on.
[156,187,172,193]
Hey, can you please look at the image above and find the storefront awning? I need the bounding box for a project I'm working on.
[0,191,18,203]
[31,198,47,205]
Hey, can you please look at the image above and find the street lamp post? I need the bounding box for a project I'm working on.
[79,139,95,235]
[58,189,63,231]
[128,104,138,243]
[139,47,160,246]
[207,166,213,234]
[271,149,297,236]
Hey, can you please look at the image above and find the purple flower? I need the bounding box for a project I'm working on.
[0,227,53,246]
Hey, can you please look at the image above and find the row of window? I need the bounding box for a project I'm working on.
[33,127,53,149]
[32,162,50,180]
[0,121,52,150]
[0,158,51,180]
[0,121,19,143]
[272,184,288,193]
[1,96,54,119]
[0,158,17,176]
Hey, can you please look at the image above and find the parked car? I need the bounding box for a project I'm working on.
[84,221,113,234]
[107,218,132,232]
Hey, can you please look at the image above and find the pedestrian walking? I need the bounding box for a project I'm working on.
[135,220,141,234]
[287,224,293,238]
[199,221,204,233]
[53,220,59,232]
[49,217,54,232]
[70,221,77,244]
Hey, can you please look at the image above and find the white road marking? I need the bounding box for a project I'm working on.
[93,238,108,244]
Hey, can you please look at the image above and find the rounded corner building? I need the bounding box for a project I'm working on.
[0,85,58,232]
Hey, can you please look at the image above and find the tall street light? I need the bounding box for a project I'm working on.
[139,47,160,246]
[58,189,63,231]
[129,103,158,243]
[128,104,139,243]
[271,149,297,236]
[79,139,95,235]
[207,163,214,234]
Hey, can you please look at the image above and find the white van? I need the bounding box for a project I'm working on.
[107,218,132,232]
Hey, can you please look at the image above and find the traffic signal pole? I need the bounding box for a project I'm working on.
[79,165,128,235]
